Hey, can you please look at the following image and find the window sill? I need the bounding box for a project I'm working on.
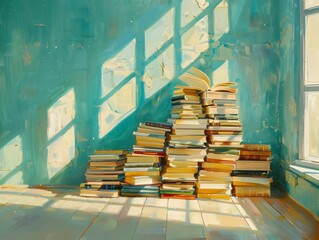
[295,160,319,170]
[289,164,319,187]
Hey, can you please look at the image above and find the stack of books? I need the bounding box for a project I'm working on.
[198,82,243,199]
[161,67,209,199]
[232,144,273,197]
[121,121,171,197]
[161,147,207,199]
[197,148,239,199]
[80,150,128,198]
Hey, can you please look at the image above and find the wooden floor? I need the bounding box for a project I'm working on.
[0,186,318,240]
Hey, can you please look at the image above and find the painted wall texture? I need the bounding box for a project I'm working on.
[279,0,319,217]
[0,0,283,186]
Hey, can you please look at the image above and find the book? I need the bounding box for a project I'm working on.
[231,170,269,176]
[232,186,270,197]
[161,183,195,190]
[207,153,240,161]
[202,99,237,107]
[206,159,238,165]
[171,129,205,135]
[167,118,208,125]
[232,176,273,186]
[197,193,231,199]
[133,131,166,139]
[85,180,122,185]
[169,142,206,148]
[168,135,206,141]
[80,183,121,189]
[94,150,129,155]
[121,192,159,197]
[204,106,239,115]
[138,123,171,132]
[124,171,160,177]
[163,166,198,173]
[206,126,242,131]
[207,142,243,147]
[172,104,203,110]
[172,123,207,129]
[166,154,205,162]
[202,162,235,171]
[178,67,211,91]
[199,170,231,177]
[89,154,127,161]
[162,172,196,181]
[124,176,161,185]
[240,150,272,156]
[198,175,232,181]
[235,160,271,171]
[173,88,200,95]
[242,144,271,151]
[85,170,124,175]
[167,160,199,167]
[137,127,167,136]
[124,167,161,172]
[145,121,173,130]
[124,162,160,167]
[172,95,200,101]
[171,109,202,114]
[135,140,165,148]
[209,82,237,92]
[171,100,201,106]
[207,135,243,142]
[208,119,242,126]
[166,147,207,156]
[196,188,232,194]
[126,154,163,163]
[238,155,274,161]
[88,160,126,167]
[160,194,196,200]
[201,91,237,100]
[160,189,195,195]
[196,182,230,189]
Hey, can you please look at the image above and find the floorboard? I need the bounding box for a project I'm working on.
[0,187,318,240]
[166,199,206,240]
[81,197,145,240]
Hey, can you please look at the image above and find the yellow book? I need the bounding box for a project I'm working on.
[124,171,160,177]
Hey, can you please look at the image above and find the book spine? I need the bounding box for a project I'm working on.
[145,121,172,130]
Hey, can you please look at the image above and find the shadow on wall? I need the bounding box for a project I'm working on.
[0,0,281,185]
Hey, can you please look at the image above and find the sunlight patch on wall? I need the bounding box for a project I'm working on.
[145,9,174,60]
[181,0,209,27]
[143,45,175,98]
[98,78,136,138]
[181,15,209,68]
[0,135,23,171]
[0,135,23,184]
[47,89,75,140]
[213,0,229,41]
[101,39,136,98]
[47,126,75,179]
[212,61,229,84]
[0,171,23,184]
[305,92,319,159]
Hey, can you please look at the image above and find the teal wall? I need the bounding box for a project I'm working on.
[0,0,282,186]
[279,0,300,182]
[279,0,319,218]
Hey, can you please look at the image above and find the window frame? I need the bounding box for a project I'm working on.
[297,1,319,170]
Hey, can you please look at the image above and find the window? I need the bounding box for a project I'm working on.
[299,1,319,168]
